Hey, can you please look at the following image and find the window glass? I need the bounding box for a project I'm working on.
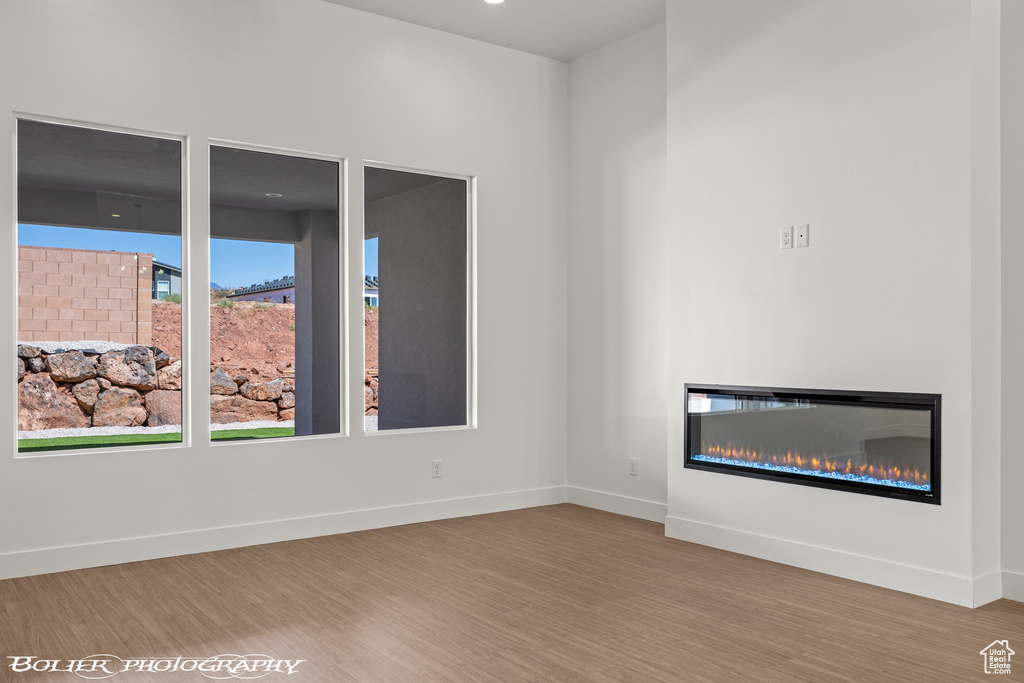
[364,166,469,431]
[209,145,340,441]
[17,119,184,453]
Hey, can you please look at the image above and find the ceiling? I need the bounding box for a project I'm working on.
[365,167,446,204]
[211,146,338,212]
[18,119,181,202]
[319,0,666,63]
[18,120,452,237]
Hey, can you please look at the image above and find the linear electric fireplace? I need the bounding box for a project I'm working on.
[685,384,940,504]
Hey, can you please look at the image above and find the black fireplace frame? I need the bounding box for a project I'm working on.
[684,384,941,505]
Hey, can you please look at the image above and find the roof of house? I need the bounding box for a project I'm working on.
[365,275,378,290]
[233,275,296,295]
[153,260,182,275]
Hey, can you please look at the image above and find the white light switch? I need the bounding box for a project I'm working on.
[796,224,810,248]
[780,226,793,249]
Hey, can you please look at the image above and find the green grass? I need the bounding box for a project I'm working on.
[211,427,294,441]
[19,432,182,453]
[18,427,295,452]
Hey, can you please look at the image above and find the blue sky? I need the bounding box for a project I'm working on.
[210,239,293,289]
[19,224,378,288]
[20,223,183,268]
[364,238,378,280]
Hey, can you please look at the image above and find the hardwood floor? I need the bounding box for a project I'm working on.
[1,504,1022,682]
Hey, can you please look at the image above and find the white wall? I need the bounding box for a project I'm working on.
[1001,0,1024,602]
[970,0,1003,608]
[0,0,568,577]
[665,0,993,606]
[566,25,668,522]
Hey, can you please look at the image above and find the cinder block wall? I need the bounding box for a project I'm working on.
[17,246,152,345]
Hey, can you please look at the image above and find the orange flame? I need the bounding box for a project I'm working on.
[697,442,929,486]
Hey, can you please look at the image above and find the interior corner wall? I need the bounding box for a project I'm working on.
[0,0,568,579]
[566,24,668,522]
[1000,0,1024,601]
[665,0,979,605]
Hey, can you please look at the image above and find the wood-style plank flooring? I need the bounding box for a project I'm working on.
[1,504,1022,682]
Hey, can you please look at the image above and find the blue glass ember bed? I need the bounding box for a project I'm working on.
[684,384,940,504]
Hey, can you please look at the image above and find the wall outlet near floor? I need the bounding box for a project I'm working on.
[432,459,442,478]
[629,457,639,476]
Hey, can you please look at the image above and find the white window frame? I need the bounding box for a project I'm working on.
[12,112,189,458]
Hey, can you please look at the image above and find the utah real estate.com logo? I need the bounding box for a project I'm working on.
[980,640,1014,675]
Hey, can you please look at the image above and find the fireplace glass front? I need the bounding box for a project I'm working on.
[684,385,940,504]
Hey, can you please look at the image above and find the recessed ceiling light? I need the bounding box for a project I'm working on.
[265,193,283,198]
[111,214,121,218]
[485,0,504,4]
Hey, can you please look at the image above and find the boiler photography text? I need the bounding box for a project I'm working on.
[7,654,305,678]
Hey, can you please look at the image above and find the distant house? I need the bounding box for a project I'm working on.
[228,275,295,304]
[152,261,182,300]
[364,275,378,307]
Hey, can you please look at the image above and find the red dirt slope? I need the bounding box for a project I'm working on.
[152,300,378,391]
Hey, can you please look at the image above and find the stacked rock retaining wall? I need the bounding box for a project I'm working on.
[209,366,295,424]
[17,344,296,431]
[17,344,179,431]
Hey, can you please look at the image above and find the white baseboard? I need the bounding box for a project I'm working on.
[567,486,667,523]
[0,486,569,581]
[972,570,1003,607]
[1004,570,1024,603]
[665,515,976,607]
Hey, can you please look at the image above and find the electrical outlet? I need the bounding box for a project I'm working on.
[432,459,442,478]
[629,457,638,476]
[796,224,810,248]
[780,226,793,249]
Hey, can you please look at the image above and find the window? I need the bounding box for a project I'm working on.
[364,165,472,431]
[209,144,342,441]
[16,118,184,453]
